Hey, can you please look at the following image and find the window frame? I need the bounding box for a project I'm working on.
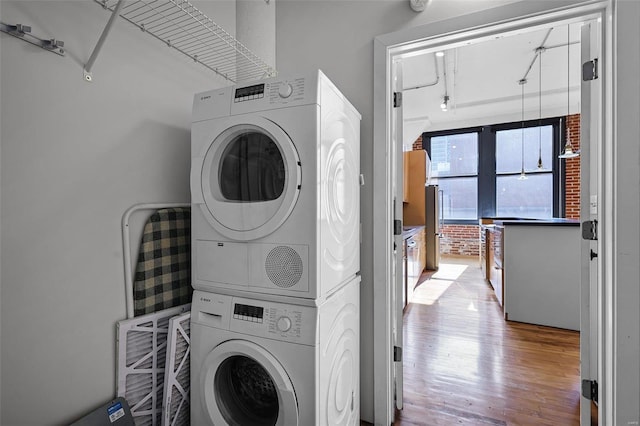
[423,117,566,224]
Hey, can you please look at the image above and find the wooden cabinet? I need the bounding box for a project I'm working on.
[403,150,430,226]
[403,227,426,306]
[484,225,504,307]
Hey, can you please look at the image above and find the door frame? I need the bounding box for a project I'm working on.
[372,1,611,424]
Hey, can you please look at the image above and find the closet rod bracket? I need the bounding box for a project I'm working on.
[0,22,65,56]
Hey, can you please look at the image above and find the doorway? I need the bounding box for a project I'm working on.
[372,3,607,425]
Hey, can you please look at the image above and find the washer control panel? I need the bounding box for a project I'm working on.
[229,296,317,346]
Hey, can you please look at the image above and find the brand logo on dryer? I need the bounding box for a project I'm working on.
[200,95,211,101]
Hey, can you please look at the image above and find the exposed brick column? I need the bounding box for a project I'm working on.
[412,135,423,151]
[564,114,581,219]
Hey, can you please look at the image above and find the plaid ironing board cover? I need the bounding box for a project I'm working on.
[133,207,192,316]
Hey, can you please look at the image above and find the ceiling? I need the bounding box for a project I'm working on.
[402,22,584,148]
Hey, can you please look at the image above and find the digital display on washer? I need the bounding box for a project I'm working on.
[233,303,264,321]
[234,84,265,100]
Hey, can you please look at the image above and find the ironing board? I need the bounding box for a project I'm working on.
[132,207,192,317]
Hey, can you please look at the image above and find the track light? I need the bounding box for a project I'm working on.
[440,95,449,111]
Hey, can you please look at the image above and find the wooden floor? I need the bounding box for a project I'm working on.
[394,255,581,426]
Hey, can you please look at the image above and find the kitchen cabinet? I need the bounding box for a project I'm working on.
[402,226,425,308]
[488,225,504,307]
[480,218,581,330]
[500,220,580,331]
[402,150,430,226]
[479,220,503,306]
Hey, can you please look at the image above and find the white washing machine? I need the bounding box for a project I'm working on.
[190,277,360,426]
[191,70,361,301]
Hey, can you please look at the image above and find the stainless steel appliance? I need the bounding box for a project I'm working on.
[425,185,440,270]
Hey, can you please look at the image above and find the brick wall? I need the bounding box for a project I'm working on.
[412,135,423,151]
[439,224,480,256]
[412,114,581,256]
[564,114,581,219]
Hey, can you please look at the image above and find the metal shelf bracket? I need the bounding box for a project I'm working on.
[84,0,125,82]
[0,22,65,56]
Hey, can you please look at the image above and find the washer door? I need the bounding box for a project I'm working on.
[197,116,301,241]
[200,340,299,426]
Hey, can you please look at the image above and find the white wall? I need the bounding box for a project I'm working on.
[0,1,236,424]
[613,0,640,423]
[276,0,640,422]
[276,0,524,420]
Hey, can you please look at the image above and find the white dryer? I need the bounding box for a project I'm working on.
[191,70,361,300]
[190,277,360,425]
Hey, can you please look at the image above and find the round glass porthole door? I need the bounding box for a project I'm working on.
[200,117,301,241]
[201,340,299,426]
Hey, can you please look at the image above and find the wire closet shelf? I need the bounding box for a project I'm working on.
[94,0,276,83]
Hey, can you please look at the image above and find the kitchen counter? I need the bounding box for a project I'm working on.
[402,225,424,239]
[492,218,580,227]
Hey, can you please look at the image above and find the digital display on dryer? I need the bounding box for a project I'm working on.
[233,303,264,322]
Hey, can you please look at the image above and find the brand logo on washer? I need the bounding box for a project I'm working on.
[200,95,211,101]
[200,297,211,302]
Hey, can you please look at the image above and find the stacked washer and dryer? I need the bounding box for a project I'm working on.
[190,70,362,425]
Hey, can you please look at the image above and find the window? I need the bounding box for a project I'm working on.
[495,125,554,218]
[429,133,478,220]
[424,118,564,223]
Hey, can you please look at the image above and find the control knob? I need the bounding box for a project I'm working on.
[276,316,292,332]
[278,83,293,98]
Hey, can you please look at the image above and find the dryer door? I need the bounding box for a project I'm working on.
[200,339,299,426]
[194,116,301,241]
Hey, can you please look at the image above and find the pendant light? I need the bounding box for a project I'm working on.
[559,24,580,159]
[537,46,545,169]
[518,78,528,180]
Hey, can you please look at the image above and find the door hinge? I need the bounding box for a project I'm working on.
[582,220,598,241]
[394,345,403,362]
[394,219,402,236]
[393,91,403,108]
[582,58,598,81]
[582,379,598,403]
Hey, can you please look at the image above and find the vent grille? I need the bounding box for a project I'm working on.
[265,246,303,288]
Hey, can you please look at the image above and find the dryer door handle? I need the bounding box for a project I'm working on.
[191,157,204,204]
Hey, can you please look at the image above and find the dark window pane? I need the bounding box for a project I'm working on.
[219,132,285,201]
[433,177,478,220]
[430,133,478,177]
[496,174,553,218]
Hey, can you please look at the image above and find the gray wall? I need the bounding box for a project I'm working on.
[613,0,640,423]
[275,0,640,422]
[0,1,235,424]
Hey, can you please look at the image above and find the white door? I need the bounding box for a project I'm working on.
[579,19,601,425]
[391,58,404,412]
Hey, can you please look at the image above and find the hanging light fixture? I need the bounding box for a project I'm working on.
[518,78,528,180]
[536,46,545,169]
[559,24,580,159]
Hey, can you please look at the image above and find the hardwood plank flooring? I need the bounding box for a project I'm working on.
[394,255,581,425]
